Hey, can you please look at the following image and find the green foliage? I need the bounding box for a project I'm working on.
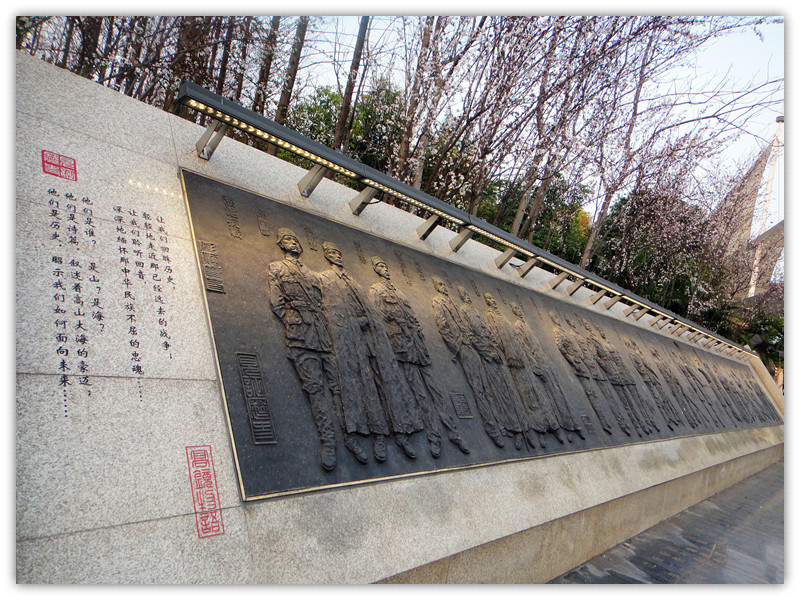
[285,86,341,148]
[284,80,405,176]
[529,177,591,265]
[346,79,405,173]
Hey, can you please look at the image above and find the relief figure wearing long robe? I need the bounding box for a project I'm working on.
[549,311,615,435]
[319,242,422,462]
[431,276,507,448]
[564,314,633,436]
[484,294,564,447]
[623,338,683,431]
[509,301,584,440]
[670,351,725,428]
[691,355,743,425]
[457,286,528,450]
[649,345,708,429]
[581,319,656,436]
[369,257,469,458]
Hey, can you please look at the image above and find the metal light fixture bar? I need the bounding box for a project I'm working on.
[175,80,754,358]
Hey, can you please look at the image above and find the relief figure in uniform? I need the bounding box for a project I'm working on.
[484,293,564,447]
[564,314,633,436]
[457,286,529,450]
[509,301,584,441]
[549,310,615,435]
[369,257,469,458]
[268,228,339,470]
[648,345,707,429]
[623,338,683,431]
[582,319,658,436]
[318,242,423,462]
[431,276,507,448]
[669,349,725,428]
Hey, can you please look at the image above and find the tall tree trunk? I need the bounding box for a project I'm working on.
[114,16,132,90]
[215,17,235,96]
[333,16,369,151]
[57,16,76,68]
[524,153,558,238]
[163,16,210,116]
[396,16,435,179]
[76,16,103,78]
[252,16,280,115]
[207,17,223,91]
[268,16,309,154]
[96,17,116,84]
[508,156,544,235]
[234,17,253,100]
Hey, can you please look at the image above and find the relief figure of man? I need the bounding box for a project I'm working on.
[549,311,615,435]
[623,338,683,431]
[690,355,743,425]
[670,350,725,428]
[648,345,707,429]
[563,314,633,436]
[431,276,507,448]
[582,319,656,436]
[267,228,339,470]
[318,242,422,462]
[484,293,562,447]
[509,301,584,441]
[369,257,469,458]
[456,286,528,450]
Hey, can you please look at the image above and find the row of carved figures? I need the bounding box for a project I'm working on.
[266,227,780,471]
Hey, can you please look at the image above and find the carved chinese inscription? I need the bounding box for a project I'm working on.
[198,241,225,293]
[114,204,175,366]
[222,195,242,239]
[47,189,100,412]
[40,175,177,417]
[236,353,277,444]
[181,171,782,500]
[256,208,271,238]
[450,393,473,419]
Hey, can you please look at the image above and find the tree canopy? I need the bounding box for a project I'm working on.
[17,15,784,348]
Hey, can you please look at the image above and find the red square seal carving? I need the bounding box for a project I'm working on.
[41,150,77,181]
[185,445,225,538]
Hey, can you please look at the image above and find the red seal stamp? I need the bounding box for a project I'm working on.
[185,445,225,538]
[41,150,77,181]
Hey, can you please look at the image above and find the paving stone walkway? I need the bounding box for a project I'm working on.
[550,460,784,584]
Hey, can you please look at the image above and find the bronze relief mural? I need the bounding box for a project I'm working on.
[182,170,783,500]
